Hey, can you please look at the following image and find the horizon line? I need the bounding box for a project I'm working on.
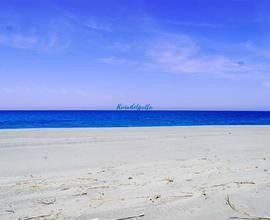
[0,109,270,112]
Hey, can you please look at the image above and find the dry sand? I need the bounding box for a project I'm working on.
[0,126,270,220]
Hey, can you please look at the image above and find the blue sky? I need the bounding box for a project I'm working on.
[1,0,270,110]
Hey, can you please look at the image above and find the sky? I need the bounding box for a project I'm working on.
[1,0,270,110]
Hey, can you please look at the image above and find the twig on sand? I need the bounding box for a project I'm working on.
[115,213,145,220]
[91,213,145,220]
[38,198,56,205]
[72,192,88,196]
[169,194,193,198]
[226,195,270,220]
[88,185,110,190]
[18,214,52,220]
[234,181,255,185]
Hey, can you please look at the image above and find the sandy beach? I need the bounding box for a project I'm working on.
[1,126,270,220]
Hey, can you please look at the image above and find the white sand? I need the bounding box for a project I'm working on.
[1,126,270,220]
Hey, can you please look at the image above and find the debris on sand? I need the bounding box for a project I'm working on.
[234,181,255,185]
[164,176,174,183]
[61,187,70,191]
[115,213,145,220]
[18,213,52,220]
[38,198,56,205]
[90,213,144,220]
[150,194,161,202]
[88,185,110,190]
[226,195,270,219]
[72,192,88,196]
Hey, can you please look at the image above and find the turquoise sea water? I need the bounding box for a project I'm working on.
[1,110,270,129]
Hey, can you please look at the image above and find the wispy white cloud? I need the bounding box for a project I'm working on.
[0,33,38,49]
[0,12,76,52]
[0,31,71,52]
[150,18,221,28]
[98,56,129,64]
[146,34,270,81]
[243,43,270,58]
[97,32,270,87]
[0,85,89,97]
[64,13,112,32]
[84,19,111,31]
[98,56,143,66]
[2,9,270,88]
[110,42,131,51]
[263,81,270,88]
[0,17,73,52]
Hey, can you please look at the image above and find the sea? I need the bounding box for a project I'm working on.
[1,110,270,129]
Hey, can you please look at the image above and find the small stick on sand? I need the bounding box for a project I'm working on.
[234,181,255,185]
[91,213,144,220]
[88,185,110,190]
[38,198,56,205]
[18,214,52,220]
[72,192,88,196]
[115,213,145,220]
[169,194,193,198]
[226,195,270,219]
